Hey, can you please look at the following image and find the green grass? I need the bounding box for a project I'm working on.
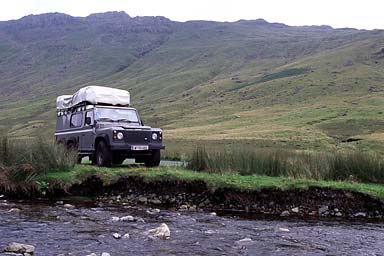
[35,164,384,199]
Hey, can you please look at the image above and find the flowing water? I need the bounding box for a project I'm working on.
[0,199,383,256]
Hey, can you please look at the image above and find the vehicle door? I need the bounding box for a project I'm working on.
[80,110,95,152]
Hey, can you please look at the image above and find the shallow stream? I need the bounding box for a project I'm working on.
[0,199,383,255]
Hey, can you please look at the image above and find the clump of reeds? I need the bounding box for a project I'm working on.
[187,146,384,184]
[0,136,77,191]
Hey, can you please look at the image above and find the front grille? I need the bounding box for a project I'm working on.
[123,130,151,144]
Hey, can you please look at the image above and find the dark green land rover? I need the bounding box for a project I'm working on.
[55,86,165,167]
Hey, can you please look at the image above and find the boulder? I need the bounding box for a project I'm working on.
[147,223,170,240]
[4,242,35,254]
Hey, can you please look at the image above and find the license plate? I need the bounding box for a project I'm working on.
[131,145,149,151]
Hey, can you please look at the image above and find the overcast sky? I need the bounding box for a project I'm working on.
[1,0,383,30]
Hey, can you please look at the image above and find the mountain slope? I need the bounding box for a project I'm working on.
[1,12,384,152]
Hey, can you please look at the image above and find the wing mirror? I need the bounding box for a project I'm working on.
[85,117,93,125]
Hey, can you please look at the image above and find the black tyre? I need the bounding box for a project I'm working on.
[145,150,161,167]
[95,141,112,167]
[112,155,125,165]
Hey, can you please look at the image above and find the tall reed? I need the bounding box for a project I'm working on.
[187,146,384,184]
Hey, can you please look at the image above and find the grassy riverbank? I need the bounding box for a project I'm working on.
[34,164,384,200]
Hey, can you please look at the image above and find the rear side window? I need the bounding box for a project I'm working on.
[70,112,83,128]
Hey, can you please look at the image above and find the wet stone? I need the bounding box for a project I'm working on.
[63,204,75,209]
[280,211,290,217]
[120,215,135,222]
[4,242,35,254]
[112,233,121,239]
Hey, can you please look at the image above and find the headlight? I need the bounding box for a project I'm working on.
[152,133,158,140]
[117,132,124,140]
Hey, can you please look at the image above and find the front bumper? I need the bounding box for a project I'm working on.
[110,143,165,151]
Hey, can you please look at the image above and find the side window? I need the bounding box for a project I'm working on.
[85,111,94,126]
[70,112,83,128]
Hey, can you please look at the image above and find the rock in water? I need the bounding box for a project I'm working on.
[112,233,122,239]
[235,237,254,246]
[111,216,120,222]
[147,223,170,240]
[120,215,135,222]
[4,242,35,254]
[63,204,75,209]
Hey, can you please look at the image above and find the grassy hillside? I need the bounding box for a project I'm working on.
[1,12,384,153]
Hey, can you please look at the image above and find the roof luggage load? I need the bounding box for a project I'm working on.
[56,86,130,110]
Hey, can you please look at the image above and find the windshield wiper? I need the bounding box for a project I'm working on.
[97,117,115,122]
[116,119,137,123]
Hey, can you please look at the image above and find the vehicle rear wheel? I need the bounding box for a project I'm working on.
[144,150,161,167]
[96,141,112,167]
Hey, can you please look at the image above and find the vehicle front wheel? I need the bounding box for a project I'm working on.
[144,150,161,167]
[95,141,112,167]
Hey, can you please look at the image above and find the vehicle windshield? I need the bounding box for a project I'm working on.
[95,107,140,123]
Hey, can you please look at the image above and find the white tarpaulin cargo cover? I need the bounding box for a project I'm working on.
[56,86,130,109]
[56,95,72,109]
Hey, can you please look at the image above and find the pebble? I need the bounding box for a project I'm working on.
[210,212,217,216]
[138,196,148,203]
[291,207,299,213]
[146,208,161,215]
[280,210,290,217]
[86,253,97,256]
[179,205,188,211]
[101,253,111,256]
[149,199,162,205]
[318,205,329,216]
[279,227,290,232]
[55,201,64,205]
[122,233,130,239]
[354,212,367,217]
